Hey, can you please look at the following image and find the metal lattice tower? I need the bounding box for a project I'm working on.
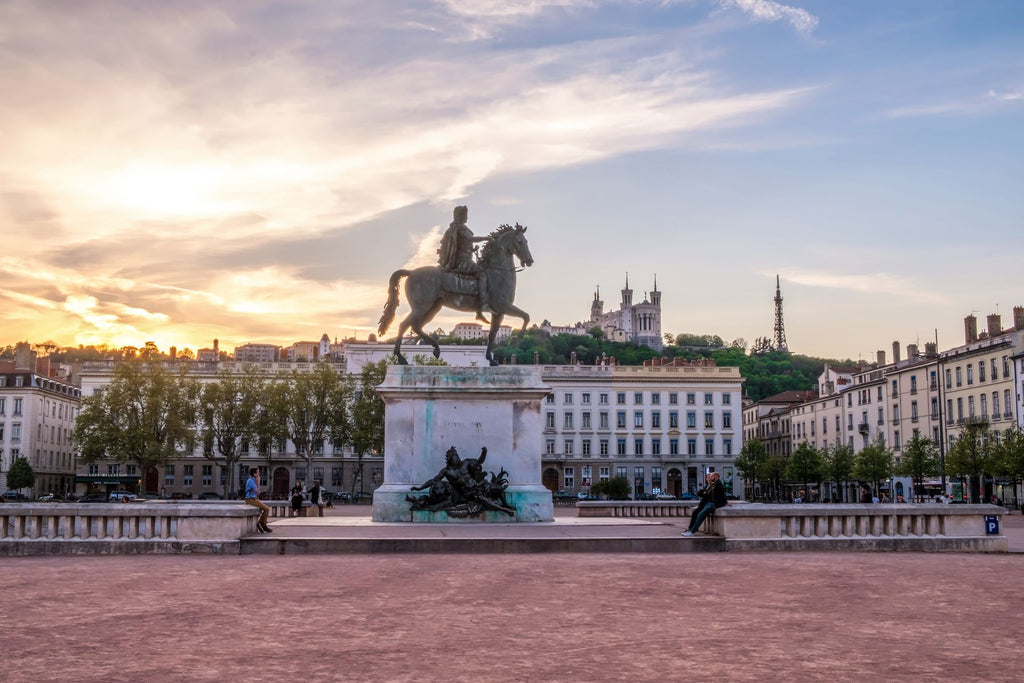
[773,274,788,351]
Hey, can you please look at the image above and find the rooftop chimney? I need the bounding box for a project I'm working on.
[965,315,978,343]
[14,342,34,372]
[876,350,886,366]
[1014,306,1024,331]
[924,342,938,358]
[892,341,901,364]
[987,313,1002,338]
[907,344,919,359]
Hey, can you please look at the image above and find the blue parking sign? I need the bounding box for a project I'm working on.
[984,516,999,535]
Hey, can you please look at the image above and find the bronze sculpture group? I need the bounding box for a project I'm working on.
[406,446,515,517]
[377,206,533,365]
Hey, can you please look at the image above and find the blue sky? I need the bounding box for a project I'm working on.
[1,0,1022,360]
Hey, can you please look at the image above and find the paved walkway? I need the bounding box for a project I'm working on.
[3,508,1022,682]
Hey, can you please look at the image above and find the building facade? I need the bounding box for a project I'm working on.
[0,345,81,496]
[589,275,663,352]
[539,359,744,499]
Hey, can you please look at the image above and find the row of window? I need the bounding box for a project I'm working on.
[0,397,23,416]
[945,356,1012,388]
[546,391,733,407]
[545,410,735,430]
[545,435,733,457]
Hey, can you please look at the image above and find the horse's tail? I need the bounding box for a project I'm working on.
[378,269,409,336]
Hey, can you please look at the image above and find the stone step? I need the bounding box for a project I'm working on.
[240,535,725,554]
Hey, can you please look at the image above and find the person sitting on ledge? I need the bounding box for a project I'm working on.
[681,471,727,537]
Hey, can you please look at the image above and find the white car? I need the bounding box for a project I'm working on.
[109,490,137,502]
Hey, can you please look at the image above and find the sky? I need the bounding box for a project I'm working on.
[2,0,1022,361]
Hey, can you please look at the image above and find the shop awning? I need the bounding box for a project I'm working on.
[75,474,140,485]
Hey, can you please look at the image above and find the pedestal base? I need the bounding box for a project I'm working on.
[372,485,553,522]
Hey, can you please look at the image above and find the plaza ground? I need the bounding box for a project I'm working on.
[3,508,1022,682]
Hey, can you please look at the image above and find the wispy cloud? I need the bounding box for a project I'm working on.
[766,269,943,304]
[717,0,818,34]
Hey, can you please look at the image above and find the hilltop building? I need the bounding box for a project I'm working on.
[589,275,663,352]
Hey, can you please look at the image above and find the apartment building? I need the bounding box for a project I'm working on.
[0,344,81,496]
[540,358,744,498]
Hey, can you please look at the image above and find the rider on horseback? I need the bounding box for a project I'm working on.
[438,205,490,322]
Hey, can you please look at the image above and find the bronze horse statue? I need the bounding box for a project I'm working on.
[378,223,533,365]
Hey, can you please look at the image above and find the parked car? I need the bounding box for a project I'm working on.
[37,493,58,502]
[552,490,576,501]
[679,492,698,500]
[197,492,223,500]
[325,491,351,503]
[654,492,676,500]
[1,491,31,502]
[78,493,108,503]
[108,490,137,502]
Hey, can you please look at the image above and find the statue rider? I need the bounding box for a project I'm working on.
[438,205,490,322]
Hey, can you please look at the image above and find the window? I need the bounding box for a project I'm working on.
[723,438,732,455]
[892,405,899,422]
[1004,389,1012,416]
[616,411,627,429]
[955,367,962,387]
[617,438,626,455]
[600,393,609,405]
[183,465,194,486]
[202,465,213,486]
[686,412,696,429]
[332,466,343,487]
[669,411,679,428]
[704,438,714,455]
[546,439,555,454]
[980,394,988,417]
[616,393,626,405]
[1003,355,1011,378]
[616,466,628,480]
[911,401,919,421]
[877,407,884,425]
[723,413,732,429]
[600,439,609,456]
[564,413,574,429]
[651,412,661,429]
[634,411,644,428]
[722,393,731,405]
[13,398,22,416]
[945,369,952,389]
[582,393,591,405]
[651,438,661,456]
[599,412,609,429]
[582,440,591,456]
[979,362,986,382]
[993,392,1001,417]
[651,466,662,489]
[910,376,918,393]
[564,439,573,455]
[634,392,643,404]
[822,417,828,435]
[991,358,998,380]
[956,397,963,420]
[582,412,591,429]
[687,438,697,455]
[877,386,883,401]
[704,412,714,429]
[835,415,840,431]
[891,379,898,397]
[546,394,555,404]
[0,398,4,414]
[669,393,678,405]
[164,465,175,485]
[686,393,696,405]
[634,438,644,455]
[704,393,714,405]
[967,364,974,385]
[968,396,975,417]
[894,430,901,450]
[599,466,610,481]
[545,412,555,429]
[670,438,679,455]
[563,393,573,405]
[651,393,660,405]
[581,465,592,486]
[563,467,574,489]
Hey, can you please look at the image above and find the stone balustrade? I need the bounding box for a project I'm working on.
[0,502,259,555]
[714,503,1006,551]
[577,500,700,518]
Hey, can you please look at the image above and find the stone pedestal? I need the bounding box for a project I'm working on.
[371,366,552,523]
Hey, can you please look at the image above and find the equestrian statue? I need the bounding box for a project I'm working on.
[377,205,534,366]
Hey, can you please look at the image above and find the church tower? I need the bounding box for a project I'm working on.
[621,273,633,308]
[590,286,603,322]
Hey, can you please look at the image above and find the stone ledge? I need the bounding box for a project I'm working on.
[0,539,243,556]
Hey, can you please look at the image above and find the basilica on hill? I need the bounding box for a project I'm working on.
[589,275,663,352]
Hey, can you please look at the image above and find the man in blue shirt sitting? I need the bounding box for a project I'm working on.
[244,467,273,533]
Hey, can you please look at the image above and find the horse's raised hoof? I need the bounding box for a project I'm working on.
[432,347,440,358]
[396,354,409,365]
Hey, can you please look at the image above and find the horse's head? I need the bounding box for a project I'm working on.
[509,223,534,268]
[482,223,534,269]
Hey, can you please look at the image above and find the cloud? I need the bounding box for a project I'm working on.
[766,269,943,304]
[717,0,818,34]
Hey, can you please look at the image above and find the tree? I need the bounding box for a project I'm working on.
[73,360,199,492]
[822,443,854,502]
[945,418,992,504]
[278,362,350,489]
[734,437,767,500]
[7,456,35,491]
[763,454,789,503]
[590,476,631,500]
[349,360,387,494]
[198,368,267,497]
[852,435,894,498]
[894,436,941,501]
[992,427,1024,506]
[786,442,824,501]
